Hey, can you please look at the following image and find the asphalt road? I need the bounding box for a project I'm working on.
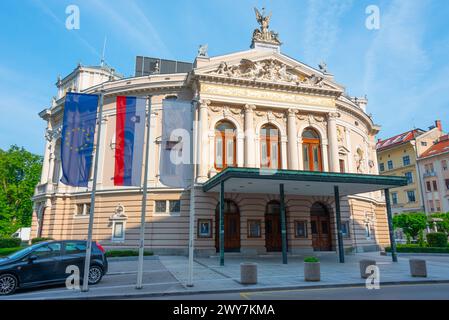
[137,283,449,300]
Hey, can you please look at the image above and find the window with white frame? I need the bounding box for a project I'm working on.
[154,200,181,215]
[75,203,91,216]
[365,223,371,239]
[112,221,125,242]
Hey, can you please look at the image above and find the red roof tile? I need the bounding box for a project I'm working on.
[420,137,449,158]
[376,129,424,151]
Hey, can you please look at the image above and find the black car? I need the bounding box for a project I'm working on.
[0,240,108,295]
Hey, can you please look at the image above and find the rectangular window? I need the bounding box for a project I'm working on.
[426,181,432,192]
[436,200,441,212]
[379,163,385,172]
[429,200,434,212]
[303,145,309,170]
[76,203,90,216]
[407,190,416,203]
[295,221,307,238]
[365,224,371,239]
[445,179,449,190]
[403,155,411,166]
[392,192,398,205]
[155,200,167,213]
[341,221,351,238]
[387,160,394,170]
[270,141,278,169]
[442,160,448,171]
[404,172,413,184]
[248,220,262,238]
[339,159,345,173]
[169,200,181,213]
[112,222,125,241]
[433,180,438,191]
[226,138,234,166]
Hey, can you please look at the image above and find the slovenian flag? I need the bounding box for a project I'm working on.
[114,96,146,186]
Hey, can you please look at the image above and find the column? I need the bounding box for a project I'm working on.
[197,100,210,182]
[244,104,256,168]
[334,186,345,263]
[385,189,398,262]
[41,130,52,184]
[327,112,340,172]
[219,180,225,266]
[287,109,299,170]
[280,184,288,264]
[46,140,56,190]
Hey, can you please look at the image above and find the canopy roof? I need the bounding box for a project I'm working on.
[202,167,408,197]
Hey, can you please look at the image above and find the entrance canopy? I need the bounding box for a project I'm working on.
[202,167,408,196]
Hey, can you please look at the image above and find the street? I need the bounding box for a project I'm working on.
[140,283,449,300]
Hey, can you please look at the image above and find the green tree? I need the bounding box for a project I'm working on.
[393,212,428,244]
[0,145,42,237]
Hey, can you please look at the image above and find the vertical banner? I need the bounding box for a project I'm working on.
[114,96,146,186]
[61,92,99,187]
[159,100,193,188]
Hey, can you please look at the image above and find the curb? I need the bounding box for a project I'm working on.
[50,279,449,300]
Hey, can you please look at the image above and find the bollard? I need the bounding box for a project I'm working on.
[240,263,258,284]
[409,259,427,277]
[359,259,376,279]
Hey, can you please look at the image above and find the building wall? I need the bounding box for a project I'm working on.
[32,50,389,254]
[418,153,449,213]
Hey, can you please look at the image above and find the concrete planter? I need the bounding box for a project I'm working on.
[359,259,376,279]
[240,262,258,284]
[409,259,427,277]
[304,262,321,282]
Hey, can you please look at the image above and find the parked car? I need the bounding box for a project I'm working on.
[0,240,108,295]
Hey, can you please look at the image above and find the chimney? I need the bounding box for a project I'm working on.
[435,120,442,131]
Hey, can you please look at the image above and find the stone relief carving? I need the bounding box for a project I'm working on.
[355,148,366,174]
[297,114,325,125]
[212,59,331,89]
[110,204,126,220]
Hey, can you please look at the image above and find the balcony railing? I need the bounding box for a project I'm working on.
[423,171,437,178]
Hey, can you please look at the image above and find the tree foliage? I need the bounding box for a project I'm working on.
[393,212,428,244]
[0,145,42,237]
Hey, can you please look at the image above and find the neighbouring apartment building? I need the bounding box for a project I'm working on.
[418,134,449,213]
[376,121,444,215]
[31,11,406,256]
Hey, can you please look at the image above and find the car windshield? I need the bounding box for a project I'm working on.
[5,243,45,260]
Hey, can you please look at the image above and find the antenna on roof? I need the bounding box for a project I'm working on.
[100,36,107,67]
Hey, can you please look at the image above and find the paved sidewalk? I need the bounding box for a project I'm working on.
[3,252,449,300]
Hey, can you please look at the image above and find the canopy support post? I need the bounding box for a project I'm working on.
[280,183,288,264]
[385,188,398,262]
[334,185,345,263]
[219,180,225,266]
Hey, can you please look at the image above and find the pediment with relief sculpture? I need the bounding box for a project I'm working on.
[198,57,342,92]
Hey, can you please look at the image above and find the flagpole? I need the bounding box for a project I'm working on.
[187,100,198,287]
[82,90,105,292]
[136,95,152,289]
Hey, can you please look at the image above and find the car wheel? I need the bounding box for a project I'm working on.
[88,265,103,285]
[0,274,18,295]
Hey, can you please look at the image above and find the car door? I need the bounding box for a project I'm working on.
[19,243,62,285]
[60,241,87,278]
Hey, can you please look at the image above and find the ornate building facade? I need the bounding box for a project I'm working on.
[32,11,396,256]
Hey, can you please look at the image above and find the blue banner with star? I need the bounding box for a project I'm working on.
[61,92,99,187]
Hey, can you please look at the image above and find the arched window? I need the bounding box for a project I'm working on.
[260,124,280,169]
[302,128,322,171]
[215,121,236,170]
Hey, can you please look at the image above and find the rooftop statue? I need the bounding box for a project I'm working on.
[252,7,281,45]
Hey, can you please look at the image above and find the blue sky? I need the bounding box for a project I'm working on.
[0,0,448,155]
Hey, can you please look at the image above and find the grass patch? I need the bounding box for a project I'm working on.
[386,244,449,254]
[0,247,23,257]
[105,250,154,258]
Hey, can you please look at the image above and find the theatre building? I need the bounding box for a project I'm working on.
[31,11,406,260]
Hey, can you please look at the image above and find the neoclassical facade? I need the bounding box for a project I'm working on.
[32,15,394,256]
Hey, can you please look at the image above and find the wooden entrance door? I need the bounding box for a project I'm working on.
[215,200,240,252]
[310,203,332,251]
[265,201,282,252]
